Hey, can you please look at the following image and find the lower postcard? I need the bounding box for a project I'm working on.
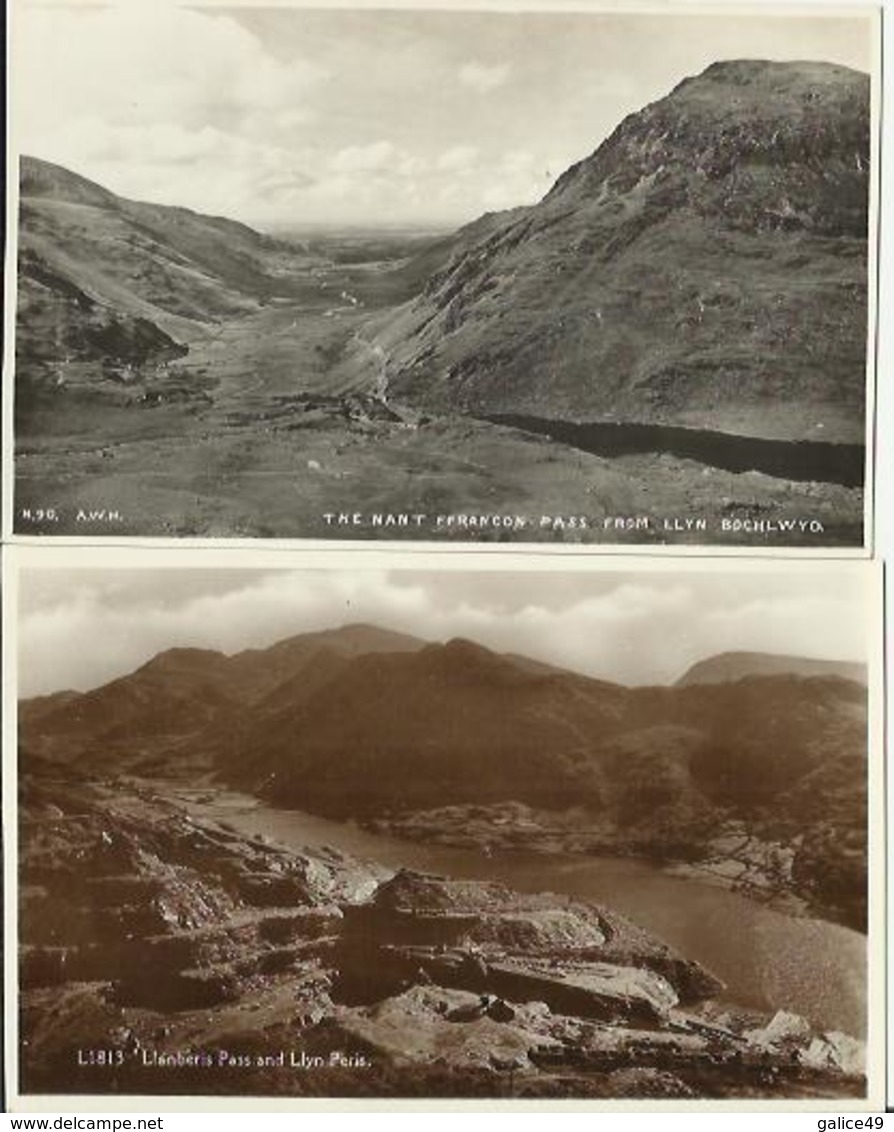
[2,547,885,1111]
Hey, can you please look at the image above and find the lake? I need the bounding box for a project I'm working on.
[181,789,866,1039]
[483,414,865,487]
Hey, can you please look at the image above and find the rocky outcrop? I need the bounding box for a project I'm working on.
[337,868,721,1022]
[18,769,866,1099]
[17,250,189,370]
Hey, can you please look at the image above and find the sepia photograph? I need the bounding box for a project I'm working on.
[6,550,883,1106]
[5,1,880,547]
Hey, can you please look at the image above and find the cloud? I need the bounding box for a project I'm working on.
[17,568,869,698]
[18,6,326,136]
[49,118,316,220]
[458,61,511,94]
[437,145,479,173]
[17,4,326,220]
[330,141,399,175]
[13,6,874,228]
[478,148,551,210]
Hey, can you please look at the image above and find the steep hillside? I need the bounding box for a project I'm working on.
[20,632,868,929]
[214,651,865,829]
[23,647,241,761]
[374,208,529,303]
[22,633,867,832]
[218,638,632,813]
[15,156,324,391]
[357,61,870,443]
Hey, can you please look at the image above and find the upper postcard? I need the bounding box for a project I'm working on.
[4,1,881,549]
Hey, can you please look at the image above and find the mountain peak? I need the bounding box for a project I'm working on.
[676,651,868,687]
[417,638,538,687]
[681,58,863,88]
[441,636,492,656]
[135,647,228,677]
[20,155,121,210]
[545,57,870,211]
[374,56,870,444]
[265,623,426,657]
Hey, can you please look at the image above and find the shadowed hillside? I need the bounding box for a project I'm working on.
[20,627,868,931]
[15,156,326,418]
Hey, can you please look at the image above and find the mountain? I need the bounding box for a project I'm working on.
[217,637,632,813]
[213,647,865,824]
[23,646,241,758]
[22,632,867,817]
[17,689,81,730]
[19,623,427,766]
[218,646,866,929]
[376,207,529,303]
[352,61,870,443]
[15,156,323,394]
[677,651,868,687]
[21,630,868,929]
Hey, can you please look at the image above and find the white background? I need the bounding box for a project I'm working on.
[2,0,892,1124]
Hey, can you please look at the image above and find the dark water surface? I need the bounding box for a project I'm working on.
[485,414,865,487]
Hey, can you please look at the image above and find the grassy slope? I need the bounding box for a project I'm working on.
[16,157,326,370]
[360,61,870,443]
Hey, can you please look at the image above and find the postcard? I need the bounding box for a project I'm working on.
[2,1,881,549]
[3,547,884,1109]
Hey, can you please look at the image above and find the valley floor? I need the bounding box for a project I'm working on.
[13,279,863,544]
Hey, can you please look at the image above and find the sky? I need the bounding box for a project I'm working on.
[15,1,875,228]
[17,564,872,697]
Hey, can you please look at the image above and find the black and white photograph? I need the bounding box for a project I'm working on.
[7,552,882,1105]
[6,1,880,546]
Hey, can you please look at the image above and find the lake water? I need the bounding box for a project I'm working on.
[484,414,865,488]
[184,790,866,1038]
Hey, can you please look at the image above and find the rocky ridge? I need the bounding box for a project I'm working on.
[677,651,868,687]
[19,628,869,933]
[19,766,864,1099]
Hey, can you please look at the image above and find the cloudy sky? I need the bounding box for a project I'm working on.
[17,563,873,697]
[15,1,874,228]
